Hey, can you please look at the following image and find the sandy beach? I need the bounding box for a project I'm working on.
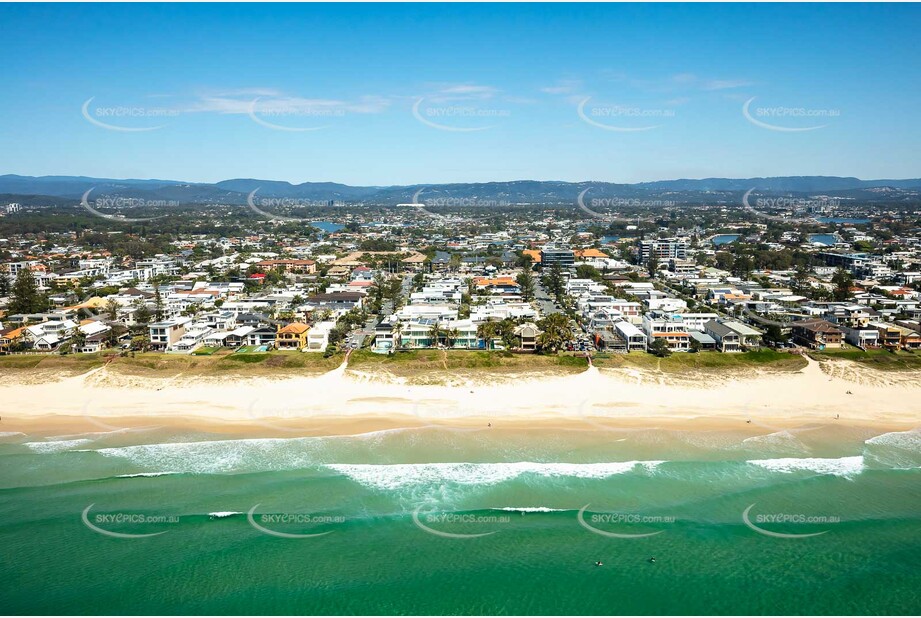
[2,355,919,438]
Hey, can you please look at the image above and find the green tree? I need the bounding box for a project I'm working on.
[763,324,788,347]
[648,337,672,358]
[153,284,164,321]
[535,313,574,353]
[476,321,499,350]
[0,273,10,297]
[444,327,460,348]
[72,329,87,352]
[516,270,536,302]
[514,251,534,269]
[104,299,120,322]
[832,268,854,302]
[427,321,445,347]
[575,264,602,281]
[541,263,566,303]
[8,268,49,314]
[134,304,153,327]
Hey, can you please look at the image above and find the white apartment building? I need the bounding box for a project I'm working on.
[148,317,192,351]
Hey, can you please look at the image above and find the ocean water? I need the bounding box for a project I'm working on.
[1,424,920,615]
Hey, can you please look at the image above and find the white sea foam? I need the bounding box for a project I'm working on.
[0,431,26,438]
[747,455,864,477]
[493,507,567,513]
[865,429,921,451]
[115,472,180,478]
[94,436,324,474]
[23,439,93,453]
[325,461,663,490]
[208,511,242,518]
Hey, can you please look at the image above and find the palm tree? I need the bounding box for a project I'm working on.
[104,299,120,322]
[444,327,460,348]
[536,313,574,353]
[392,321,404,349]
[477,321,498,350]
[427,321,445,348]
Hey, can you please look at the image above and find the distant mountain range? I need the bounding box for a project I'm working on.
[1,174,920,206]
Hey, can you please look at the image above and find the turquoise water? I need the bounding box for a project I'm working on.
[2,425,920,615]
[711,234,740,246]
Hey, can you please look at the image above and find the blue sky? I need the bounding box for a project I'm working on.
[1,3,919,185]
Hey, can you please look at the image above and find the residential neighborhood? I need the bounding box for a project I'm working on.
[1,198,920,362]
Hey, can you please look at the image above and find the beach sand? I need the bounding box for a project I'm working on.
[2,355,918,438]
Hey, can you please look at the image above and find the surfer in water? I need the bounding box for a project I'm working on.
[649,557,657,564]
[594,561,603,567]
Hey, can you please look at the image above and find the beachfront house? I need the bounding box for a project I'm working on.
[276,322,310,350]
[791,319,844,350]
[306,321,336,352]
[148,317,192,351]
[704,320,742,353]
[513,322,540,352]
[642,312,690,352]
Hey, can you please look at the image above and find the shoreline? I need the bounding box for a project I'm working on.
[4,411,916,441]
[2,355,919,438]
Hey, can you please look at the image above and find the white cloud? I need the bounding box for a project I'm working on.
[181,90,391,115]
[540,79,583,95]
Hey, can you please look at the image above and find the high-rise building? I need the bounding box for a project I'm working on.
[638,238,688,263]
[540,247,575,269]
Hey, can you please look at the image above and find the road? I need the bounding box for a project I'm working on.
[534,279,561,316]
[350,274,412,348]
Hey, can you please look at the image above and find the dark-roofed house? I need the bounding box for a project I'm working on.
[791,319,844,350]
[306,292,364,312]
[704,320,742,353]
